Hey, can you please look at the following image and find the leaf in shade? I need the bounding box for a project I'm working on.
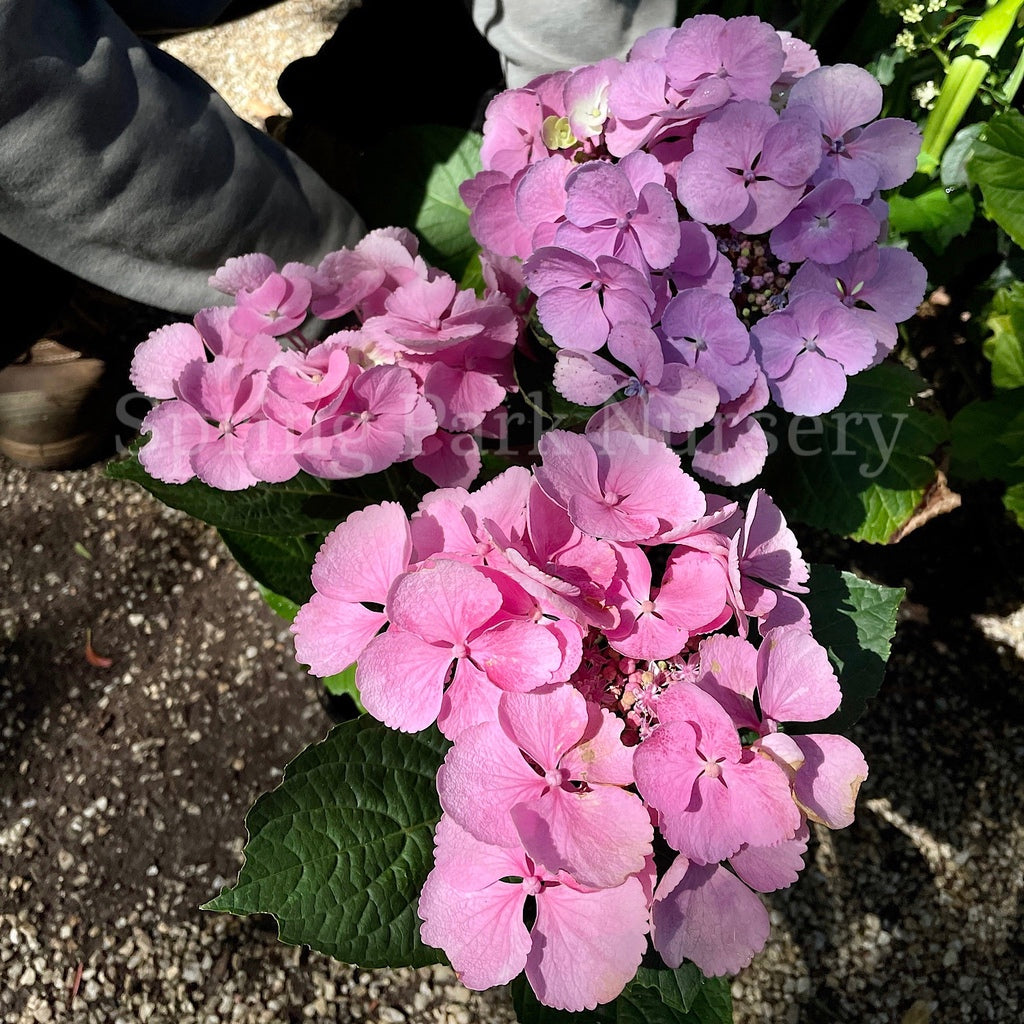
[204,717,449,969]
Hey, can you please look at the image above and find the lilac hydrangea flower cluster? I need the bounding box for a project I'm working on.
[461,14,927,485]
[129,229,521,490]
[291,429,868,1009]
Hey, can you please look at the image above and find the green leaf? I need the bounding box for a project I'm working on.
[107,440,363,536]
[509,969,732,1024]
[219,529,319,605]
[888,186,975,251]
[982,282,1024,390]
[204,717,449,968]
[967,108,1024,248]
[257,584,300,622]
[631,965,706,1013]
[798,564,905,735]
[940,123,985,190]
[949,390,1024,482]
[759,363,949,543]
[357,125,483,280]
[1003,480,1024,527]
[322,662,366,713]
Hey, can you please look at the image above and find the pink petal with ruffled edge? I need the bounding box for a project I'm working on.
[130,323,207,400]
[387,559,502,645]
[413,430,482,488]
[190,429,259,491]
[658,547,731,633]
[355,628,454,733]
[244,419,301,483]
[310,502,412,604]
[498,686,588,769]
[729,821,809,892]
[290,593,384,679]
[138,401,219,484]
[437,721,545,847]
[512,782,652,889]
[526,877,649,1012]
[418,871,531,991]
[757,626,841,724]
[651,856,770,976]
[742,489,809,592]
[791,733,868,828]
[417,817,531,991]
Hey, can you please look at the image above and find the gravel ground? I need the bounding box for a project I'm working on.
[3,3,1024,1023]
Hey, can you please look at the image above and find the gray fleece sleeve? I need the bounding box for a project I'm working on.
[469,0,677,88]
[0,0,366,315]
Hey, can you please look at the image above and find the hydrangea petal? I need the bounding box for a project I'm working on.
[526,878,649,1012]
[651,857,770,976]
[791,734,868,828]
[757,626,841,724]
[437,721,544,847]
[291,594,384,679]
[729,822,809,893]
[512,784,653,889]
[356,628,453,733]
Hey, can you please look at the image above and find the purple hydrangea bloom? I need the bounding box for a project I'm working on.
[663,15,786,104]
[605,322,719,433]
[554,151,680,271]
[788,244,928,363]
[785,64,921,199]
[750,293,876,414]
[661,221,734,298]
[604,58,722,158]
[660,287,755,401]
[769,179,881,265]
[676,100,822,235]
[523,247,656,353]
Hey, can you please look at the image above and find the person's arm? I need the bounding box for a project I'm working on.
[468,0,678,88]
[0,0,365,315]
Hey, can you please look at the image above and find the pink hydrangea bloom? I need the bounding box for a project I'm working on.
[139,358,265,490]
[418,815,650,1011]
[437,684,652,888]
[291,501,412,678]
[633,683,801,863]
[208,252,277,295]
[356,559,568,738]
[535,429,705,543]
[230,269,312,338]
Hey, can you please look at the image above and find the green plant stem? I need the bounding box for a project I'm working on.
[918,0,1024,174]
[1000,40,1024,102]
